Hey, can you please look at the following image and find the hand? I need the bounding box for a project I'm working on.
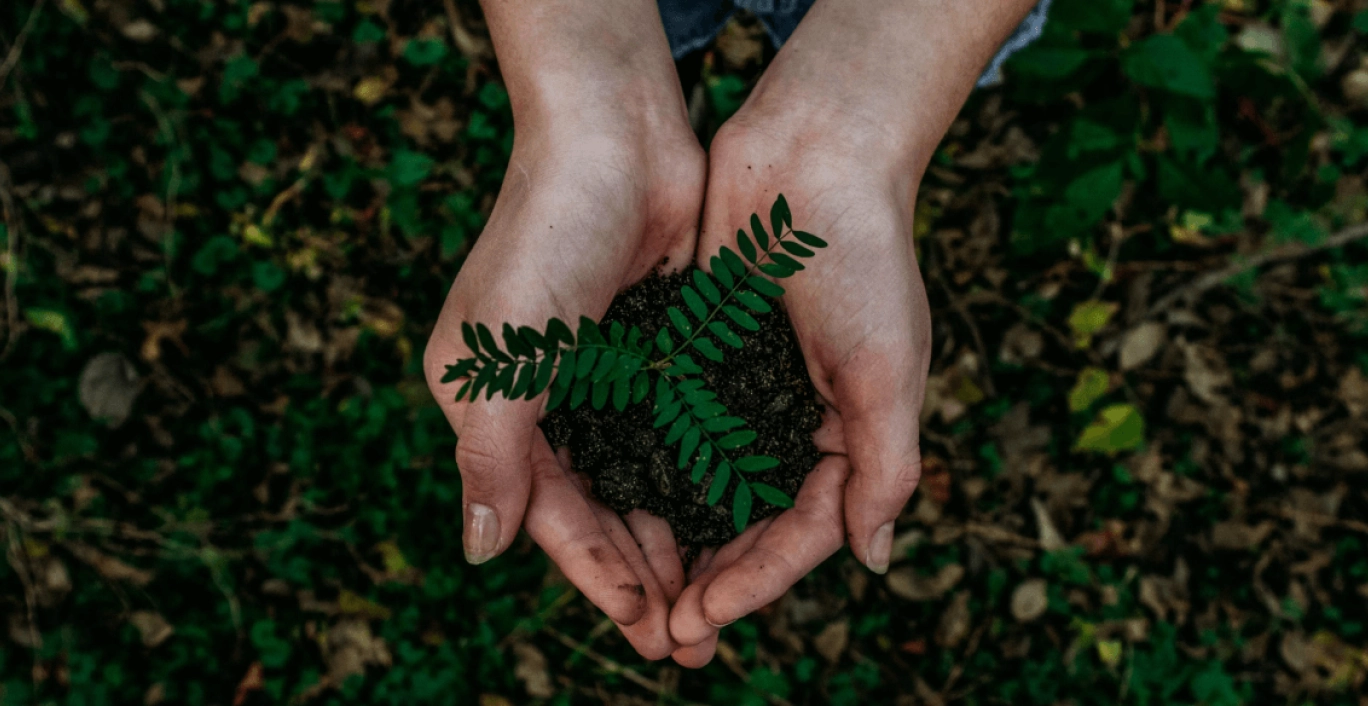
[667,112,932,664]
[423,108,706,658]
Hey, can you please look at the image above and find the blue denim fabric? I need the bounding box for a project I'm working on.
[658,0,1052,87]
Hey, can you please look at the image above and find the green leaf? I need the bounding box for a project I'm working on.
[591,350,619,382]
[769,252,804,271]
[792,231,828,248]
[733,482,753,534]
[693,270,721,304]
[577,316,604,345]
[703,416,746,432]
[751,214,770,249]
[1068,367,1111,413]
[735,456,780,472]
[772,194,792,235]
[546,318,574,346]
[632,372,650,404]
[530,351,557,399]
[671,354,704,375]
[503,323,533,358]
[388,150,434,188]
[707,462,732,505]
[682,286,708,320]
[441,359,477,383]
[556,351,576,388]
[710,256,735,288]
[780,240,814,258]
[656,328,674,353]
[693,337,724,362]
[1067,300,1119,349]
[403,38,449,67]
[718,430,757,449]
[455,379,472,402]
[1355,9,1368,33]
[654,400,683,428]
[477,324,509,362]
[708,321,743,348]
[665,415,690,445]
[509,362,536,398]
[691,446,712,483]
[590,379,610,410]
[668,307,694,337]
[461,322,480,355]
[692,402,726,418]
[760,263,795,279]
[1121,34,1214,99]
[751,483,794,509]
[575,348,599,379]
[546,377,570,411]
[735,290,772,313]
[747,276,786,298]
[518,326,548,351]
[470,363,496,400]
[1074,403,1147,454]
[723,305,760,331]
[738,229,758,263]
[491,364,517,399]
[678,427,701,468]
[720,247,749,276]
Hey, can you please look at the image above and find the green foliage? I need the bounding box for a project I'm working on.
[444,195,823,532]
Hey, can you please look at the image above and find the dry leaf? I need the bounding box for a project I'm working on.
[1339,367,1368,418]
[935,591,971,648]
[79,352,141,427]
[886,563,964,601]
[512,643,554,698]
[66,543,153,586]
[1211,520,1276,550]
[1030,498,1067,551]
[1011,578,1049,622]
[1119,322,1166,371]
[129,611,174,647]
[121,19,158,41]
[322,618,392,683]
[813,620,849,663]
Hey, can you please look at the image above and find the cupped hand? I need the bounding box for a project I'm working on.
[668,109,933,666]
[423,115,705,659]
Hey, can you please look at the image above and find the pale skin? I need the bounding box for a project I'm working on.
[422,0,1040,665]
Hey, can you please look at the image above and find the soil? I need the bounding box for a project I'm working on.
[541,272,823,546]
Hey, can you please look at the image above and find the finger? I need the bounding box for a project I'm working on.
[812,403,846,455]
[701,456,849,626]
[834,337,929,575]
[590,505,677,660]
[668,517,773,647]
[452,399,539,564]
[624,510,686,603]
[524,437,648,626]
[671,632,718,668]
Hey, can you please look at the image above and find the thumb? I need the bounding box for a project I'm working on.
[834,342,927,575]
[453,398,538,564]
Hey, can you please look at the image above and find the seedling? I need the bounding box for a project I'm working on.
[440,194,827,533]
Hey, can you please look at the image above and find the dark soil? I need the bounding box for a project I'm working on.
[541,272,822,546]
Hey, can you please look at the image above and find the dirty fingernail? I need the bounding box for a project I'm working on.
[464,503,500,565]
[866,521,894,575]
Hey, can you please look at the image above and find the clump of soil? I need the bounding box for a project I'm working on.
[542,272,822,546]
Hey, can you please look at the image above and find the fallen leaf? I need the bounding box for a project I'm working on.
[232,663,263,706]
[813,620,849,663]
[1068,367,1111,412]
[1011,578,1049,622]
[1074,404,1147,455]
[322,618,392,683]
[337,589,391,620]
[512,643,554,698]
[66,543,153,586]
[121,19,158,41]
[1068,300,1119,349]
[1119,322,1166,370]
[1211,520,1276,550]
[1339,367,1368,418]
[79,352,141,427]
[1030,498,1067,551]
[1096,639,1123,667]
[935,591,971,648]
[129,611,174,647]
[886,563,965,601]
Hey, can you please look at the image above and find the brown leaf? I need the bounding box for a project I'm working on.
[1011,578,1049,622]
[886,563,964,602]
[129,611,174,647]
[322,618,392,684]
[232,663,263,706]
[1118,322,1166,371]
[78,352,141,427]
[66,543,153,587]
[1339,367,1368,418]
[935,591,971,648]
[512,642,554,698]
[1211,520,1276,550]
[813,620,849,663]
[1030,498,1067,552]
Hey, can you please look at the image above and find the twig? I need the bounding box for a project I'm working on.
[0,0,46,92]
[542,625,670,696]
[929,238,997,397]
[940,621,988,698]
[0,164,21,361]
[1145,221,1368,320]
[2,509,43,687]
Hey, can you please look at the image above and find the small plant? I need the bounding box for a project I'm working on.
[440,195,827,533]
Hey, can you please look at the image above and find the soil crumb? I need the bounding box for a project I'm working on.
[542,271,822,546]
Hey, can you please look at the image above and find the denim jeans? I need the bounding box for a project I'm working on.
[657,0,1052,87]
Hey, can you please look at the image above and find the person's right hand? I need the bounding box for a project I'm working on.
[422,102,706,658]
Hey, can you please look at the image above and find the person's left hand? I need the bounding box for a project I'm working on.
[666,101,934,667]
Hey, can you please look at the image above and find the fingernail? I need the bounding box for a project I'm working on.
[866,521,894,575]
[464,503,500,565]
[706,617,737,629]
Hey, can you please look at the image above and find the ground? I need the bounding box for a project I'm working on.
[2,0,1368,704]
